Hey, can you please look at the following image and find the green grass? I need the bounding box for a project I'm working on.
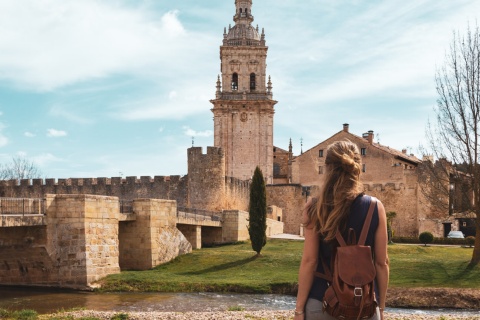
[388,244,480,288]
[97,239,480,293]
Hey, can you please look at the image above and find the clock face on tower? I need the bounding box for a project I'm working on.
[240,112,248,122]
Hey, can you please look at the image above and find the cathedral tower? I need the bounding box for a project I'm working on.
[210,0,277,182]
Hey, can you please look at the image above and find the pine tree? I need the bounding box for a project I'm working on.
[248,166,267,256]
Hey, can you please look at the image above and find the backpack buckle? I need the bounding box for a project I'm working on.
[354,287,363,297]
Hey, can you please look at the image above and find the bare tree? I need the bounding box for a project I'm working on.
[423,24,480,267]
[0,156,42,180]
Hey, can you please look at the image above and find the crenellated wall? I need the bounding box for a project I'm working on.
[0,175,188,207]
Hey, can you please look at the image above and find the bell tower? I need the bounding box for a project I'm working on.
[210,0,277,182]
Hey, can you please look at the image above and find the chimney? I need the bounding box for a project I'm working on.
[343,123,349,133]
[402,149,407,154]
[367,130,374,144]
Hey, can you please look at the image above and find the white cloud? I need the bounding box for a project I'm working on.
[0,1,211,91]
[32,153,63,166]
[169,91,178,100]
[182,126,212,137]
[0,121,8,147]
[47,128,67,137]
[24,131,36,137]
[113,85,214,120]
[49,106,94,124]
[0,135,8,147]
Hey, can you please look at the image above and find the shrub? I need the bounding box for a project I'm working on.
[466,236,475,248]
[419,232,434,246]
[248,166,267,255]
[110,313,129,320]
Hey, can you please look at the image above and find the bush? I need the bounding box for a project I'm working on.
[419,232,434,246]
[466,236,475,248]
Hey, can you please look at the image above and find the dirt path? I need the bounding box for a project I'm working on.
[387,287,480,309]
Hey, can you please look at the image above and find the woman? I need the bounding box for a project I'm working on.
[294,140,389,320]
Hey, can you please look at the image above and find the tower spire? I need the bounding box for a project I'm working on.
[234,0,253,25]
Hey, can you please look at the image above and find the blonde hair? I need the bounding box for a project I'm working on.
[308,140,364,241]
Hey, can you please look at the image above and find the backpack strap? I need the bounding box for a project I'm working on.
[358,197,377,246]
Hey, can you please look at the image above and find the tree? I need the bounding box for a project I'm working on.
[423,24,480,266]
[0,156,42,180]
[419,232,434,247]
[248,166,267,256]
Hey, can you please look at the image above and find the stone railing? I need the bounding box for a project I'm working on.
[218,93,272,101]
[177,207,222,222]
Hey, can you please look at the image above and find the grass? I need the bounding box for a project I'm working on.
[98,240,300,293]
[96,239,480,293]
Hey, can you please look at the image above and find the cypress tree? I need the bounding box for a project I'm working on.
[248,166,267,255]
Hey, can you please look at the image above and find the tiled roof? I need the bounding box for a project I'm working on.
[292,130,422,165]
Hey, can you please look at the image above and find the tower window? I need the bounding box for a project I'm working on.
[239,8,242,13]
[232,73,238,91]
[319,149,324,157]
[361,148,366,156]
[250,73,256,91]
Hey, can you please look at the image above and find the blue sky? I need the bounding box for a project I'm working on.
[0,0,478,179]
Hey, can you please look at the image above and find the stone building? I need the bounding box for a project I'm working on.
[210,0,276,183]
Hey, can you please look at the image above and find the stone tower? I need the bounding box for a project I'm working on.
[210,0,277,182]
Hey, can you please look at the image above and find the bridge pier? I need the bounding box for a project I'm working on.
[120,199,191,270]
[177,225,202,249]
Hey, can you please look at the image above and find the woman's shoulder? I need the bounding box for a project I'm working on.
[360,194,383,205]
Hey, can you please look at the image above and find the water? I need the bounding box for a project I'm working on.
[0,286,479,316]
[0,287,295,314]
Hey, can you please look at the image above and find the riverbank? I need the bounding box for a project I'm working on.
[387,288,480,309]
[40,310,480,320]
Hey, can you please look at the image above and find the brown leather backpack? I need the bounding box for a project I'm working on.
[315,198,378,320]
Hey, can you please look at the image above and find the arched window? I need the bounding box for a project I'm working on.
[245,8,248,14]
[231,73,238,91]
[239,8,242,13]
[250,73,256,91]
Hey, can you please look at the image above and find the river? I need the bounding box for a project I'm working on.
[0,286,479,317]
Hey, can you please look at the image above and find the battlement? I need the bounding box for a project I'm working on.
[1,176,185,188]
[188,146,224,157]
[363,182,408,192]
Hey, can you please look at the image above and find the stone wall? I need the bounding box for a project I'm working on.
[266,184,312,235]
[0,176,188,207]
[365,182,419,237]
[0,194,191,289]
[266,218,284,236]
[224,177,250,211]
[187,147,225,211]
[221,210,284,243]
[222,210,250,243]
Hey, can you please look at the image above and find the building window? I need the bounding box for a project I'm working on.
[362,164,366,172]
[250,73,256,91]
[361,148,366,156]
[319,166,324,174]
[231,73,238,91]
[319,149,324,157]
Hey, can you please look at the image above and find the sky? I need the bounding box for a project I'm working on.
[0,0,479,179]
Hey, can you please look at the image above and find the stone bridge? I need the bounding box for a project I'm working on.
[0,194,283,289]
